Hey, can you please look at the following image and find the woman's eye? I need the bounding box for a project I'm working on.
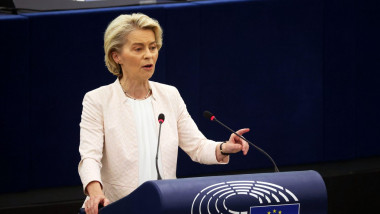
[150,46,157,50]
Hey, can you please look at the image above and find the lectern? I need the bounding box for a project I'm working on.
[80,170,327,214]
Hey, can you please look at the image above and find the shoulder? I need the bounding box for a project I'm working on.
[150,81,180,96]
[83,81,117,104]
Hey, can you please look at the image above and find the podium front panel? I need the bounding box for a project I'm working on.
[100,170,327,214]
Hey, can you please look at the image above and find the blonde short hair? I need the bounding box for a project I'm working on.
[104,13,163,77]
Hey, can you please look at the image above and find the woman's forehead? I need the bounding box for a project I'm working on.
[126,29,156,45]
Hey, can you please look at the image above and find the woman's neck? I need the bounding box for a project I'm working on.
[119,77,151,100]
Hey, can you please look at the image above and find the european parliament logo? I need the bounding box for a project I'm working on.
[251,204,300,214]
[191,180,300,214]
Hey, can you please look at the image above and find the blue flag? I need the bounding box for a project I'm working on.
[250,203,300,214]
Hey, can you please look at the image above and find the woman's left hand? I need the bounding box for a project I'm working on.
[216,128,250,162]
[223,128,250,155]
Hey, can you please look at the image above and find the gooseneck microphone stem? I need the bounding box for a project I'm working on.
[156,113,165,180]
[204,111,280,173]
[156,123,163,180]
[213,118,244,139]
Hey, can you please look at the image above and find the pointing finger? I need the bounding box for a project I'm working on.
[236,128,250,136]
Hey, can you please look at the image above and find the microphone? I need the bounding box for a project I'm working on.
[156,113,165,180]
[203,111,280,172]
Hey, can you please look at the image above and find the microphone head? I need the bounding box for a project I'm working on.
[203,111,215,121]
[158,113,165,124]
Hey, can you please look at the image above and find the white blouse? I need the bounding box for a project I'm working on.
[129,96,162,185]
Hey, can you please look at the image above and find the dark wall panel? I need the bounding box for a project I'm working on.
[355,0,380,157]
[323,0,357,161]
[0,15,30,193]
[323,0,380,160]
[182,0,324,176]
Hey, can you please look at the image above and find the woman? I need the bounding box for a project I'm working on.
[78,13,250,214]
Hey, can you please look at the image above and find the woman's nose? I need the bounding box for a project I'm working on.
[144,48,153,59]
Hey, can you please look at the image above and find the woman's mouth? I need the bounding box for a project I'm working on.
[142,64,153,70]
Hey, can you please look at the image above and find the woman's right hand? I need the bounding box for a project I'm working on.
[85,181,110,214]
[85,194,110,214]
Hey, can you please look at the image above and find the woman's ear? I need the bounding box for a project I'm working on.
[112,51,120,64]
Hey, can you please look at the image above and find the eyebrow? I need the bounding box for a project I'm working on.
[131,41,157,46]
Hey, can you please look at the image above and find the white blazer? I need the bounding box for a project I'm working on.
[78,79,227,203]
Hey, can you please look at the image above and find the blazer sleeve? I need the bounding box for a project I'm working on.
[174,88,229,164]
[78,92,105,195]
